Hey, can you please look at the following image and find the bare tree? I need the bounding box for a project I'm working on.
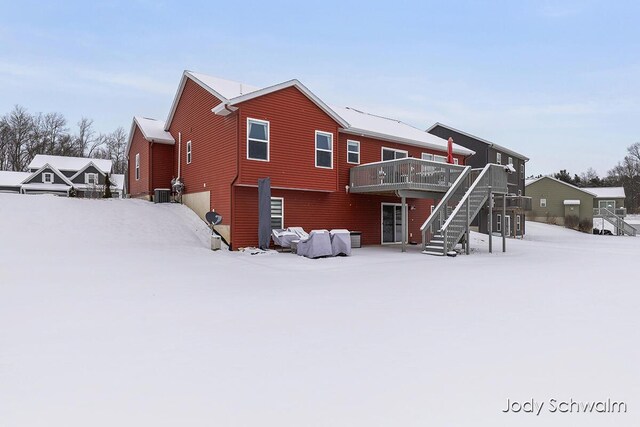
[74,117,95,157]
[4,106,36,171]
[608,142,640,213]
[105,127,127,174]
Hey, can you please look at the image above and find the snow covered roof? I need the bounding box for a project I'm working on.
[334,107,475,156]
[0,171,31,186]
[110,173,125,191]
[583,186,625,199]
[134,117,174,144]
[427,122,529,161]
[28,155,112,173]
[21,183,71,191]
[526,176,598,197]
[563,200,581,205]
[188,72,261,100]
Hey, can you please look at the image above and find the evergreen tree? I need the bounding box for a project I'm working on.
[103,173,112,198]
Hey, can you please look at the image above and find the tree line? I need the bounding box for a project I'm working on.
[0,105,127,174]
[540,142,640,213]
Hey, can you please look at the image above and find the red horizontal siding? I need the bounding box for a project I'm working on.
[168,77,238,225]
[128,126,151,198]
[236,87,340,192]
[151,143,174,190]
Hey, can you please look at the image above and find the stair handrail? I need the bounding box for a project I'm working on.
[419,165,471,233]
[440,163,495,232]
[599,207,637,236]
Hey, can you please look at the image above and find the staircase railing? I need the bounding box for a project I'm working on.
[439,164,509,254]
[596,207,637,236]
[420,166,471,248]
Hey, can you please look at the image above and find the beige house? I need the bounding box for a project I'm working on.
[525,176,635,235]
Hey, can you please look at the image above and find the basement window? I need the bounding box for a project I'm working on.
[315,131,333,168]
[186,140,192,164]
[247,118,269,161]
[42,172,54,184]
[347,140,360,164]
[135,153,140,180]
[270,197,284,229]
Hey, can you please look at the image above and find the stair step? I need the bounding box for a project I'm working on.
[422,249,445,256]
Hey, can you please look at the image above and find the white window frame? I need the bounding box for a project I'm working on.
[186,140,192,164]
[315,130,333,169]
[42,172,54,184]
[496,153,502,165]
[270,197,284,229]
[247,118,270,162]
[497,214,502,232]
[520,164,525,179]
[453,158,459,165]
[346,140,360,165]
[540,198,547,208]
[516,215,521,232]
[85,172,98,185]
[508,156,513,166]
[421,153,434,161]
[135,153,140,181]
[434,154,447,163]
[382,147,408,161]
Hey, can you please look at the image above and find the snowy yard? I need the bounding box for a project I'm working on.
[1,193,639,426]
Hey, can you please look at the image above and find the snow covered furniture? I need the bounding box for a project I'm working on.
[271,229,298,251]
[287,226,309,240]
[296,230,332,259]
[330,229,351,256]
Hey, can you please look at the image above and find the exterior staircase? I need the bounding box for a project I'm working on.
[421,163,509,256]
[593,208,637,236]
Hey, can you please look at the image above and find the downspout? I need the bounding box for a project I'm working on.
[149,141,154,197]
[229,107,241,251]
[177,132,182,178]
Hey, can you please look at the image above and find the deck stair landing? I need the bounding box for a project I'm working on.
[593,208,637,236]
[420,163,509,256]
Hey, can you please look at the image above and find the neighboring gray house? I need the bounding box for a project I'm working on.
[0,155,125,198]
[427,123,531,237]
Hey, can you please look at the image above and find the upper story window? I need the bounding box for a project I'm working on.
[434,155,447,163]
[347,140,360,164]
[186,140,192,164]
[85,173,98,185]
[315,131,333,168]
[454,158,459,165]
[520,164,525,179]
[42,172,54,184]
[508,156,513,166]
[382,147,407,161]
[496,153,502,165]
[421,153,434,161]
[135,153,140,180]
[247,118,269,161]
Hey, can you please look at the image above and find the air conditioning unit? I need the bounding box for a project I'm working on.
[154,188,171,203]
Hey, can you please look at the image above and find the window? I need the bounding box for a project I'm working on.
[496,153,502,165]
[186,140,192,164]
[382,147,407,161]
[540,198,547,208]
[421,153,434,161]
[508,156,513,166]
[497,214,502,232]
[315,131,333,168]
[270,197,284,229]
[518,189,522,196]
[516,215,521,232]
[135,153,140,180]
[85,173,98,185]
[520,164,524,179]
[434,155,447,163]
[347,140,360,164]
[42,172,54,184]
[247,118,269,161]
[453,158,459,165]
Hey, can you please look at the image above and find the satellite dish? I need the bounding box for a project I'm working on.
[205,211,223,226]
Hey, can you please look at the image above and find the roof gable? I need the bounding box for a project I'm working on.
[126,116,174,157]
[22,163,74,186]
[69,161,107,182]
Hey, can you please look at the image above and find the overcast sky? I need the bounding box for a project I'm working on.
[1,0,639,176]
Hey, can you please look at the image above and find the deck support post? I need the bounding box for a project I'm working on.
[488,188,493,253]
[502,193,506,253]
[465,196,470,255]
[401,196,407,253]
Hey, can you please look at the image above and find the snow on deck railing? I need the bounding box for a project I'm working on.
[349,158,466,193]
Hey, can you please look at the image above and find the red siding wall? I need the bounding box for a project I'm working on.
[168,78,238,225]
[236,87,340,192]
[128,126,151,198]
[151,143,174,190]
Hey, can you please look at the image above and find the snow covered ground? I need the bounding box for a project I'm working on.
[1,193,639,426]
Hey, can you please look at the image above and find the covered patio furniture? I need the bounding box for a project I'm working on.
[287,226,309,240]
[330,229,351,256]
[271,229,298,251]
[296,229,332,259]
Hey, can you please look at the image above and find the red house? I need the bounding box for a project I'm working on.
[127,71,477,250]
